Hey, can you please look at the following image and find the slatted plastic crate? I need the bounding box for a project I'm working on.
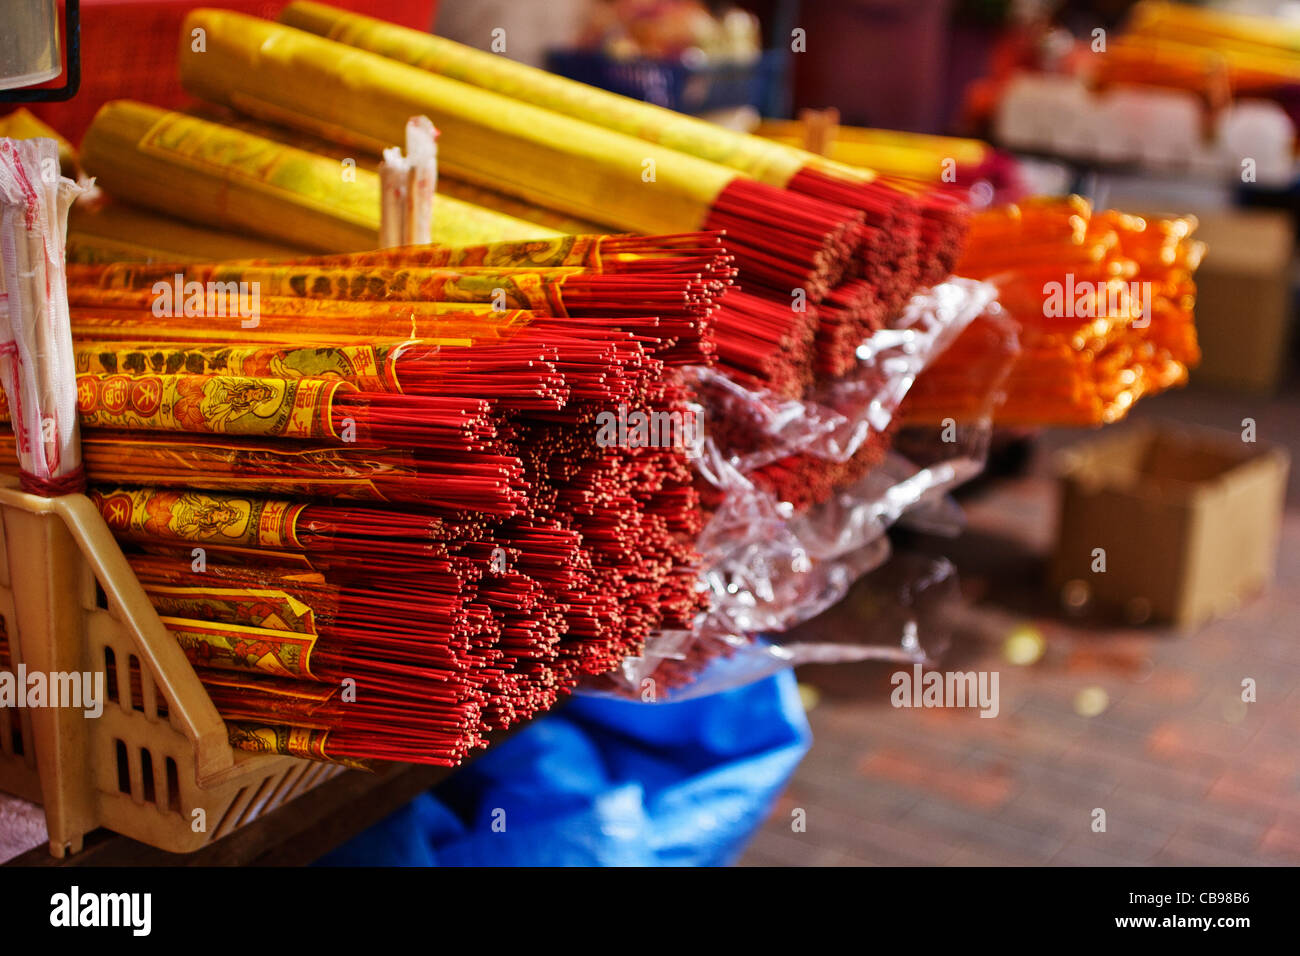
[0,477,345,857]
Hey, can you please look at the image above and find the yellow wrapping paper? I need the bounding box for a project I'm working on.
[1102,3,1300,91]
[153,581,324,680]
[69,200,308,263]
[66,301,529,348]
[183,107,606,238]
[438,176,610,236]
[280,1,875,190]
[81,101,560,252]
[756,120,990,180]
[179,9,736,234]
[1129,1,1300,56]
[289,233,610,269]
[0,427,427,502]
[76,262,576,314]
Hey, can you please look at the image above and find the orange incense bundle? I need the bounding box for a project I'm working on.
[908,197,1202,426]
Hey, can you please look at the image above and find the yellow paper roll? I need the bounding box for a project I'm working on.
[69,200,308,263]
[179,9,737,234]
[280,0,880,193]
[80,101,560,252]
[756,119,989,180]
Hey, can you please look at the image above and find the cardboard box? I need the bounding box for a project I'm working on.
[1186,208,1294,393]
[1050,423,1289,629]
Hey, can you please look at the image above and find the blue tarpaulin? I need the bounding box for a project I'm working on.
[318,667,811,866]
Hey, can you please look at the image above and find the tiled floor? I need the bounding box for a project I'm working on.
[741,384,1300,866]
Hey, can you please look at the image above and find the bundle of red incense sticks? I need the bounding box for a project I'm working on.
[0,233,732,765]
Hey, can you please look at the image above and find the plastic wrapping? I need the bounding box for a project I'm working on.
[0,136,86,494]
[641,553,965,701]
[695,280,996,480]
[587,278,1008,700]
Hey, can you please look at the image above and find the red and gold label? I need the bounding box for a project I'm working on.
[91,487,306,550]
[75,343,401,394]
[164,618,317,680]
[74,372,347,440]
[146,585,318,636]
[226,721,340,764]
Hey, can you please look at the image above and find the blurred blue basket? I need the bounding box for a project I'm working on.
[545,48,780,114]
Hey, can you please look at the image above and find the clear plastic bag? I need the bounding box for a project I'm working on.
[594,550,967,702]
[586,278,1009,700]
